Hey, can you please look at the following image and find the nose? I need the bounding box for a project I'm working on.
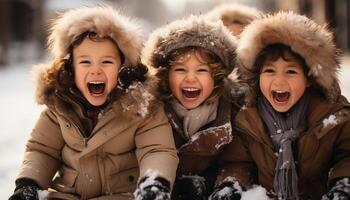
[90,66,102,76]
[272,74,287,87]
[184,72,197,83]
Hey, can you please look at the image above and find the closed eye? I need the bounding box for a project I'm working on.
[79,60,90,64]
[287,69,297,74]
[102,60,114,64]
[261,68,274,73]
[174,67,185,72]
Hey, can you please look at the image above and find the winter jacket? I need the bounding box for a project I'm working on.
[15,6,178,200]
[218,90,350,199]
[217,11,350,200]
[16,68,178,199]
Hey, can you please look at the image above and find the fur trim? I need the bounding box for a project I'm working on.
[142,15,238,74]
[205,3,263,25]
[236,11,341,103]
[48,6,142,66]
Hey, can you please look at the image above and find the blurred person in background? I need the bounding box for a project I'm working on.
[205,3,263,36]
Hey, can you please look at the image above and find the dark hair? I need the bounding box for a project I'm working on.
[254,43,307,74]
[156,46,227,103]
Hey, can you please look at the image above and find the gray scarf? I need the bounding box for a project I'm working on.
[170,99,219,139]
[257,91,309,200]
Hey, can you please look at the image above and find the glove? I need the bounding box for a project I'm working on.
[134,176,171,200]
[172,175,207,200]
[322,177,350,200]
[9,178,40,200]
[209,180,242,200]
[118,63,148,89]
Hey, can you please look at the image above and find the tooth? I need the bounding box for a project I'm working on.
[89,81,104,84]
[183,88,199,91]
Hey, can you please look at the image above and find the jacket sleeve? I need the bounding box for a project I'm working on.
[215,130,257,189]
[328,119,350,183]
[16,109,65,189]
[134,104,179,188]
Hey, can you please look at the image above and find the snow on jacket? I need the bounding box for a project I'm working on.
[218,11,350,200]
[16,6,178,200]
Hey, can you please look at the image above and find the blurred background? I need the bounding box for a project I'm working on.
[0,0,349,199]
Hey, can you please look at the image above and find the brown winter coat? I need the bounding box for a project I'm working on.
[16,71,178,200]
[218,90,350,199]
[217,11,350,199]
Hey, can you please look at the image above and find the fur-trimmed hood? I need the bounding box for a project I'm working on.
[142,15,238,74]
[33,6,157,118]
[205,3,263,26]
[234,11,341,104]
[48,6,142,66]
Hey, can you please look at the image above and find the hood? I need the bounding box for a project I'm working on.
[205,3,263,25]
[233,11,341,104]
[141,15,238,74]
[48,6,142,67]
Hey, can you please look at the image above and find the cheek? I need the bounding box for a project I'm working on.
[168,73,181,93]
[106,69,119,90]
[259,76,270,95]
[74,68,86,89]
[201,76,215,96]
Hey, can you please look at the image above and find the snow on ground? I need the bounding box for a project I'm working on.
[0,55,350,199]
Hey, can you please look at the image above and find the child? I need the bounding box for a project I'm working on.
[142,15,242,199]
[210,11,350,200]
[9,6,178,200]
[205,3,263,36]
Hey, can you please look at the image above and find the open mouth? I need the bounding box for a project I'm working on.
[182,88,200,99]
[272,90,290,103]
[88,81,105,96]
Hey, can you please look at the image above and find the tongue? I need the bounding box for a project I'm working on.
[88,83,105,94]
[182,90,200,98]
[275,92,289,102]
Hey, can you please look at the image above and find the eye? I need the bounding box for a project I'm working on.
[173,66,186,72]
[79,60,90,64]
[261,68,274,73]
[287,69,297,74]
[198,68,209,73]
[102,60,114,64]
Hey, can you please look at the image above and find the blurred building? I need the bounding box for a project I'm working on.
[0,0,348,67]
[276,0,350,52]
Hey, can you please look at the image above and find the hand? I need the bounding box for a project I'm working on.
[209,180,242,200]
[9,186,39,200]
[172,175,207,200]
[322,177,350,200]
[9,178,40,200]
[134,176,170,200]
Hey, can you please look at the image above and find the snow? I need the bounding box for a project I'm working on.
[1,55,350,199]
[323,114,338,128]
[241,185,270,200]
[38,190,49,200]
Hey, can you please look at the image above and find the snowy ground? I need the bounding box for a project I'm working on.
[0,55,350,199]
